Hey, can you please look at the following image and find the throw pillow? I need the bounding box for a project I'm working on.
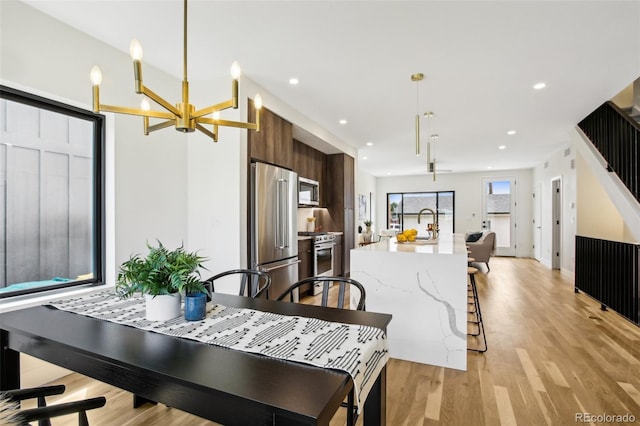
[466,232,483,243]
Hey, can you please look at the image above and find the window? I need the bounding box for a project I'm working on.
[387,191,454,238]
[0,86,105,298]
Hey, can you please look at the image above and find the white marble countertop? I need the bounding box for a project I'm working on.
[355,233,467,255]
[350,232,468,370]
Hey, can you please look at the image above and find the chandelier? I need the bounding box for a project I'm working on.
[89,0,262,142]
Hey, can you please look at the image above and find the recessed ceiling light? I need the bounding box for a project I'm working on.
[362,156,368,160]
[533,82,546,90]
[339,119,347,125]
[507,130,516,135]
[499,145,506,150]
[487,166,493,169]
[366,141,373,146]
[289,78,299,85]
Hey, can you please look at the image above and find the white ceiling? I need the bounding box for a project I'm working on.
[22,0,640,177]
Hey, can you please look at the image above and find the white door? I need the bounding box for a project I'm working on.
[551,178,562,270]
[481,177,516,257]
[534,183,542,261]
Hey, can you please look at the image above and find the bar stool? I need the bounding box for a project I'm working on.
[467,257,476,312]
[467,266,487,353]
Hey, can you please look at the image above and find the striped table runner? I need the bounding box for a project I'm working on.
[49,291,389,412]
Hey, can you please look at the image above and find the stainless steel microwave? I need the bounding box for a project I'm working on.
[298,177,319,206]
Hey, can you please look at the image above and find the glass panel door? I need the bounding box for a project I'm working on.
[481,178,516,256]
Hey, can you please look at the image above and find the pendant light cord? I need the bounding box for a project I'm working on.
[183,0,188,83]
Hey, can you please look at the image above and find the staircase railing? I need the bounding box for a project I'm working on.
[575,235,639,325]
[577,101,640,204]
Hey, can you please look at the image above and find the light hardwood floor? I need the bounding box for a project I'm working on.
[19,258,640,425]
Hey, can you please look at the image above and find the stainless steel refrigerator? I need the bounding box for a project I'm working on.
[250,162,299,300]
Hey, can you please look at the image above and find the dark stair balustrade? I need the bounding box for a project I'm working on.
[578,101,640,204]
[575,236,640,326]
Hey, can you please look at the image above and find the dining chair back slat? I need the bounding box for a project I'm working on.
[204,269,271,298]
[277,276,366,311]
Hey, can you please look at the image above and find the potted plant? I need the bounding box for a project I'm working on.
[116,240,208,321]
[363,220,373,243]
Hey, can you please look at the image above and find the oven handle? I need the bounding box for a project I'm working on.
[314,242,335,250]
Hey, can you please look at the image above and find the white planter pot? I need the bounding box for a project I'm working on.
[145,293,181,321]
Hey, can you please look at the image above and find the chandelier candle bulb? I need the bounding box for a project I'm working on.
[129,39,143,61]
[90,66,102,85]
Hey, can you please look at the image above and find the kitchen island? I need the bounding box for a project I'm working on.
[350,233,468,370]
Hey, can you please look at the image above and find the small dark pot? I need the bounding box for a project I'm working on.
[184,292,207,321]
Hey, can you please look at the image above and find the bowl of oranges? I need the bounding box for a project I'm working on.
[396,228,418,243]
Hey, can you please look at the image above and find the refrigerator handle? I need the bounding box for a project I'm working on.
[276,178,285,249]
[283,178,289,248]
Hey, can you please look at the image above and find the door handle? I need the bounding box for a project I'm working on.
[261,260,301,272]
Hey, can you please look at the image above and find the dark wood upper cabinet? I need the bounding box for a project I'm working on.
[293,140,326,205]
[247,99,293,169]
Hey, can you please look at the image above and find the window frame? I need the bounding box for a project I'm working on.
[0,85,106,298]
[386,190,456,234]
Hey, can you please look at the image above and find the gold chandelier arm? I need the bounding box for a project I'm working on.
[192,99,234,119]
[148,119,176,133]
[198,117,258,131]
[195,123,218,142]
[139,85,181,116]
[98,104,175,119]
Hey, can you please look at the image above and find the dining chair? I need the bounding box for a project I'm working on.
[276,276,366,311]
[1,384,106,426]
[203,269,271,298]
[277,276,366,426]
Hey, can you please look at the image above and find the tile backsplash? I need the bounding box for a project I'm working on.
[297,208,331,232]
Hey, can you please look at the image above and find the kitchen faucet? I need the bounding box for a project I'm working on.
[417,208,438,239]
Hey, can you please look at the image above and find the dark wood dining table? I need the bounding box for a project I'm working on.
[0,292,392,425]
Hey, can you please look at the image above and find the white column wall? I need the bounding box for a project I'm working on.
[532,144,577,272]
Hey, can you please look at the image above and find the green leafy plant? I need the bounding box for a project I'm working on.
[363,220,373,227]
[116,240,208,298]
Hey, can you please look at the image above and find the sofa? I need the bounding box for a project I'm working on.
[465,231,496,272]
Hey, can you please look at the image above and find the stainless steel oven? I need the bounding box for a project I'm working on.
[312,234,335,295]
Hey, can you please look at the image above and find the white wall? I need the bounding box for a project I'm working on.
[576,152,628,241]
[356,167,377,231]
[532,144,577,272]
[186,76,246,275]
[375,169,534,258]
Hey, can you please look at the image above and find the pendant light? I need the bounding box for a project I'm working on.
[411,73,424,156]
